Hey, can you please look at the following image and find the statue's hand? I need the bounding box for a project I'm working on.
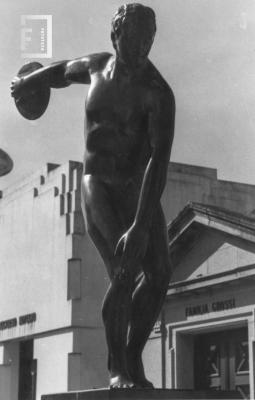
[10,76,25,99]
[115,224,149,268]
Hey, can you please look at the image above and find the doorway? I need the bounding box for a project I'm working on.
[18,340,37,400]
[194,327,249,398]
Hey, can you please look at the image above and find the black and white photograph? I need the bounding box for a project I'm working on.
[1,1,255,399]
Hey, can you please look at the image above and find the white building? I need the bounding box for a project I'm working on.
[144,203,255,400]
[1,161,255,400]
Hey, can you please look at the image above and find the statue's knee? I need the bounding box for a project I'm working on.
[113,267,133,288]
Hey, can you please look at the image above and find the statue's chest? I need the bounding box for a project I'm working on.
[86,75,146,122]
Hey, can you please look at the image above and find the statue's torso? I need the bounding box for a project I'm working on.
[84,56,154,185]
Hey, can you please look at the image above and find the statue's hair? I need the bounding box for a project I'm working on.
[111,3,156,38]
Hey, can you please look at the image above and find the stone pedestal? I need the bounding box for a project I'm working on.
[41,388,241,400]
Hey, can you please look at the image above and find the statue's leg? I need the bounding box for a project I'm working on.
[102,264,139,388]
[126,204,172,388]
[81,176,137,388]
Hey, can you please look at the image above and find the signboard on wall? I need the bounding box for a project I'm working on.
[185,299,236,317]
[0,312,36,331]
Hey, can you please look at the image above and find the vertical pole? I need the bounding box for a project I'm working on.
[248,316,255,400]
[31,359,37,400]
[161,309,166,388]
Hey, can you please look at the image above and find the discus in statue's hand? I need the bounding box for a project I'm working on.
[14,62,51,120]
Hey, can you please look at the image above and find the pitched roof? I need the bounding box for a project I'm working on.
[168,202,255,246]
[167,202,255,296]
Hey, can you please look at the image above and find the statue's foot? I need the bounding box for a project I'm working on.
[126,354,154,389]
[110,373,135,389]
[132,377,154,389]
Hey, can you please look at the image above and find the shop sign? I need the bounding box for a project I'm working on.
[185,298,236,317]
[0,312,36,331]
[0,318,17,330]
[19,312,36,325]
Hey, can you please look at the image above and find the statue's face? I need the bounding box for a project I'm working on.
[113,20,155,68]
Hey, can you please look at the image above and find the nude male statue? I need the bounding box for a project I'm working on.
[11,3,175,389]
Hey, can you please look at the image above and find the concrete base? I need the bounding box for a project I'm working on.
[41,388,241,400]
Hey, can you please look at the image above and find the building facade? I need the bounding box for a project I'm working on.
[144,203,255,400]
[1,161,255,399]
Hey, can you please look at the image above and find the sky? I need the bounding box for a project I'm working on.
[1,0,255,189]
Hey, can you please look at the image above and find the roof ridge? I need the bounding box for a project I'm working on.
[168,201,255,243]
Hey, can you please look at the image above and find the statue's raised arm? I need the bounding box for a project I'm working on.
[10,53,112,119]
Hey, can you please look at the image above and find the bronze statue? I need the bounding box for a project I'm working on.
[11,3,175,389]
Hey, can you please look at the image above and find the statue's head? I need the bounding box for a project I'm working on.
[111,3,156,68]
